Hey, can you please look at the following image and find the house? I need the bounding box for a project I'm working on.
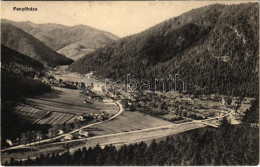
[77,116,84,122]
[195,113,204,119]
[79,130,89,137]
[57,130,64,135]
[97,114,103,120]
[221,97,226,105]
[242,97,255,105]
[64,134,73,140]
[6,139,12,146]
[210,94,219,100]
[231,97,241,107]
[88,71,93,79]
[91,96,103,102]
[92,84,104,92]
[36,134,43,141]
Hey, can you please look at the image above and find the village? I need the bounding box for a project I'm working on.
[2,67,257,164]
[118,90,255,124]
[4,67,256,153]
[45,68,256,126]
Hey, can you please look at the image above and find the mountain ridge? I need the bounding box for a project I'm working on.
[1,23,74,66]
[69,3,259,97]
[1,19,119,60]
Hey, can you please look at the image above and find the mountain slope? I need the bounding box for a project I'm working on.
[1,23,73,66]
[1,45,44,74]
[69,3,259,97]
[2,20,119,60]
[1,44,52,101]
[1,45,52,147]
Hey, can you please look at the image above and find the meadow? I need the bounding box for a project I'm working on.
[85,111,174,136]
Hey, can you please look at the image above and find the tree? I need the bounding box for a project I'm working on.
[219,117,232,133]
[26,131,32,144]
[21,132,27,145]
[9,157,15,165]
[65,123,72,132]
[36,131,43,143]
[59,79,63,84]
[73,119,81,129]
[48,127,56,140]
[31,130,37,144]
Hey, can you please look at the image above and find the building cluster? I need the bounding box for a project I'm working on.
[82,91,104,102]
[61,129,90,141]
[46,78,78,89]
[78,112,109,122]
[121,91,254,122]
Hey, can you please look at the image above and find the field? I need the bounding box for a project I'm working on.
[26,87,117,115]
[4,69,222,163]
[83,111,175,136]
[14,87,118,125]
[36,112,77,125]
[49,65,85,83]
[1,122,206,163]
[14,105,49,123]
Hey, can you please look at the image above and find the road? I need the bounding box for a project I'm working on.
[2,97,234,164]
[1,109,232,162]
[6,121,206,162]
[1,100,124,152]
[2,105,230,153]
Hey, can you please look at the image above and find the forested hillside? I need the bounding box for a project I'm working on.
[1,45,52,146]
[1,23,73,66]
[1,45,44,74]
[2,19,119,60]
[1,45,52,101]
[69,3,259,97]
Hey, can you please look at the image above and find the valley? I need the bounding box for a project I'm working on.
[1,68,253,163]
[1,2,259,166]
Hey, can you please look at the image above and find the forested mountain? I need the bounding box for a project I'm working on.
[1,23,73,66]
[69,3,259,97]
[2,19,119,60]
[1,45,44,74]
[1,44,52,101]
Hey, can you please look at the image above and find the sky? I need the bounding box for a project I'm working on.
[1,1,256,37]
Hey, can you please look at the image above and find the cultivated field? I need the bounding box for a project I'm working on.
[36,112,77,125]
[14,87,118,125]
[26,87,117,115]
[83,111,174,136]
[14,105,49,123]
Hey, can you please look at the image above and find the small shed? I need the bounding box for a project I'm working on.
[64,134,73,140]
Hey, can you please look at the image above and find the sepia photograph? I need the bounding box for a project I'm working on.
[0,1,259,166]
